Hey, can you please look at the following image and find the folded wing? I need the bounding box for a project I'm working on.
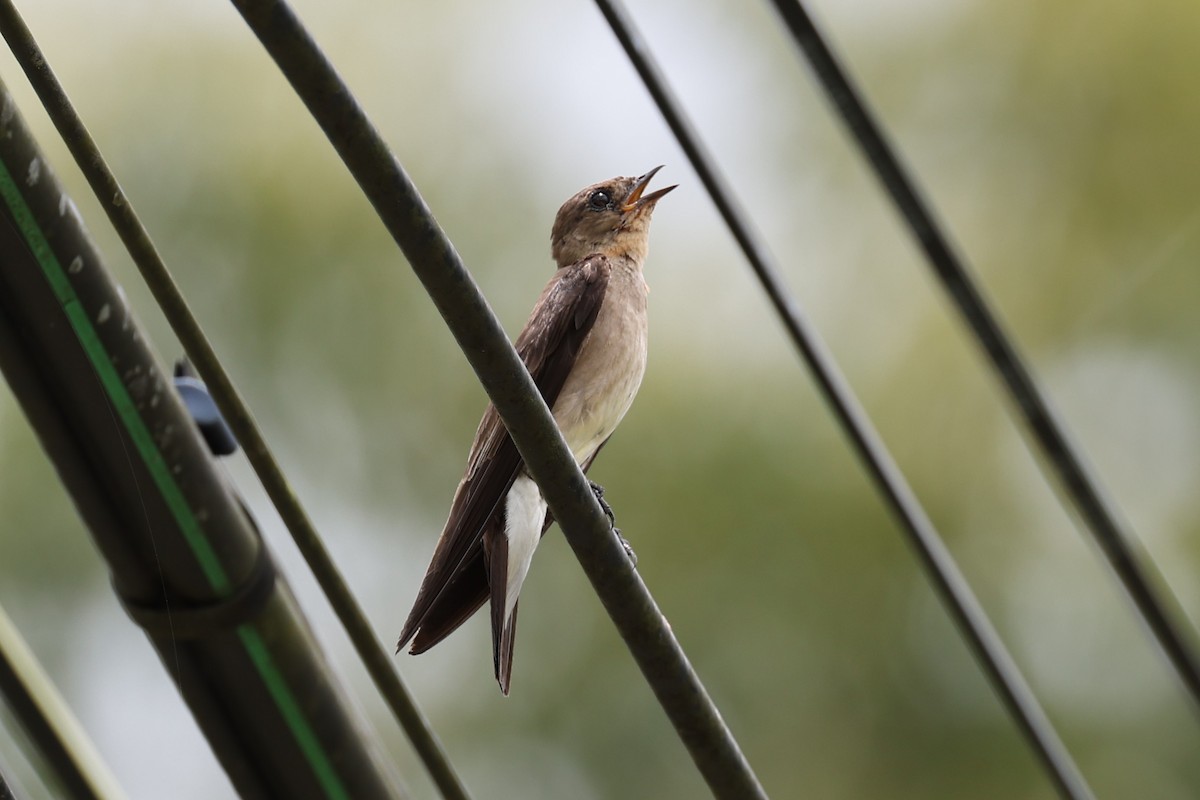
[397,256,611,653]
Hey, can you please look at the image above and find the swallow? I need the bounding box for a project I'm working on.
[397,167,675,694]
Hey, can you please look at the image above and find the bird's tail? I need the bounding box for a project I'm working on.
[491,597,518,696]
[484,527,519,695]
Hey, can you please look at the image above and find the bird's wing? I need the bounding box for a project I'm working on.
[398,255,611,651]
[407,436,608,655]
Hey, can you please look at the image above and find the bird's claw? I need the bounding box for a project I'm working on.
[589,480,615,525]
[615,528,637,567]
[589,480,637,567]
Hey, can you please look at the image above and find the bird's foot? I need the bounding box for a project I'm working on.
[589,480,616,525]
[615,528,637,567]
[589,480,637,567]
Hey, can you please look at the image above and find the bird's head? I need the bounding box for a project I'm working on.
[550,166,676,267]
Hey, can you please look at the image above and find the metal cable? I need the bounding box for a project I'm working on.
[225,1,767,797]
[766,0,1200,709]
[592,0,1095,797]
[0,5,471,799]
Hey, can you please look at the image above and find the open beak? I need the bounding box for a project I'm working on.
[621,165,677,212]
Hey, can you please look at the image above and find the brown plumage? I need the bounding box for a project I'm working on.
[397,167,675,694]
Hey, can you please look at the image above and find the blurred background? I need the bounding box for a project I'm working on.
[1,0,1199,797]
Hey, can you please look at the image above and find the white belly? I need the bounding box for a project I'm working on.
[551,270,648,465]
[496,266,648,624]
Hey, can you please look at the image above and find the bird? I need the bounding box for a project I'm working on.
[396,166,675,694]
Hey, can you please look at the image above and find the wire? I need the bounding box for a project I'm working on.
[225,1,768,797]
[766,0,1200,709]
[592,1,1095,798]
[0,5,470,799]
[0,603,128,800]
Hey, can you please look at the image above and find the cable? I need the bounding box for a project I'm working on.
[766,0,1200,709]
[592,0,1095,797]
[0,603,128,800]
[0,104,417,796]
[225,1,768,797]
[0,4,470,799]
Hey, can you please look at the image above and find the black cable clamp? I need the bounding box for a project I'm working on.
[116,542,277,641]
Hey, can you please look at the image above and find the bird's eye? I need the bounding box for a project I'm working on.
[588,190,611,210]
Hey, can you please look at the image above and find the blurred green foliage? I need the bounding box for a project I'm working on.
[1,0,1199,798]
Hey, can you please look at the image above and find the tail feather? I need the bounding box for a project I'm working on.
[494,600,518,696]
[484,525,518,695]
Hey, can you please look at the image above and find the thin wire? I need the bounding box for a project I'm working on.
[0,603,128,800]
[592,1,1094,798]
[225,1,767,797]
[0,5,471,799]
[767,0,1200,709]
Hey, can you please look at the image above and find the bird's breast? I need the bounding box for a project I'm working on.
[552,268,649,464]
